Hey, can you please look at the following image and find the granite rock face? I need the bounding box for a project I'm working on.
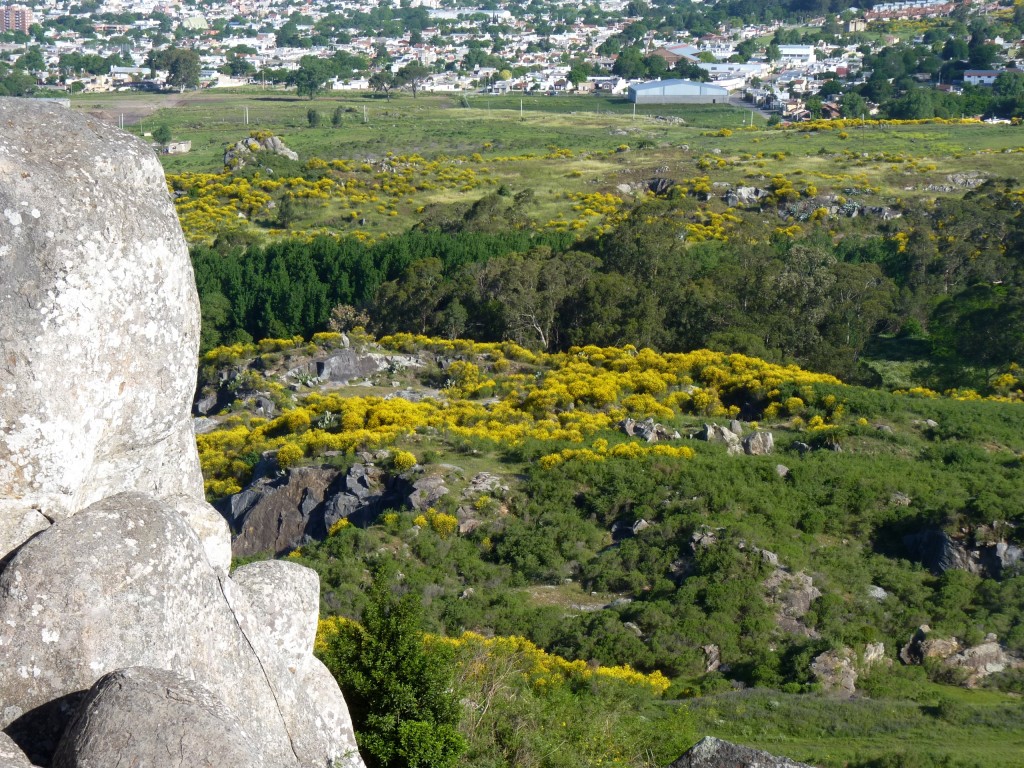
[51,667,264,768]
[0,98,204,548]
[0,99,363,768]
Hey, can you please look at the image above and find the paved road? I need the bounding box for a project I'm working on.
[728,95,774,120]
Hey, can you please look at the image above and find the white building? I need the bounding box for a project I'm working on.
[777,45,816,65]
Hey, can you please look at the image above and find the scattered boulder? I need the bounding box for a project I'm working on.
[742,431,774,456]
[722,186,769,207]
[618,417,680,442]
[224,133,298,169]
[668,736,814,768]
[899,626,1024,686]
[701,423,743,455]
[645,177,676,195]
[611,518,650,541]
[51,667,264,768]
[810,647,857,694]
[863,642,887,667]
[943,636,1024,687]
[702,644,721,674]
[764,568,821,637]
[866,585,888,601]
[775,464,790,479]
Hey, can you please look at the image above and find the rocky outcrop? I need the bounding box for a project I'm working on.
[0,100,362,768]
[230,466,338,558]
[742,430,774,456]
[226,460,410,557]
[668,736,814,768]
[0,98,209,558]
[51,667,264,768]
[810,648,857,695]
[722,186,770,207]
[224,132,298,169]
[764,568,821,638]
[899,626,1024,687]
[701,423,743,455]
[618,417,681,442]
[903,528,1023,579]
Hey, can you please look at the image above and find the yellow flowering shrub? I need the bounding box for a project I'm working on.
[430,631,670,695]
[391,450,418,472]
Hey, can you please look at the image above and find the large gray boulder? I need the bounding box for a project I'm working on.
[52,667,264,768]
[231,561,361,765]
[0,100,362,768]
[0,494,294,763]
[0,98,209,557]
[669,736,815,768]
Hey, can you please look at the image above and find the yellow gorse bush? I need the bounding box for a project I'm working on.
[429,631,670,695]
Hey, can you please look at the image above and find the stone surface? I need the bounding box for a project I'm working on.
[899,626,1024,686]
[0,100,363,768]
[51,667,263,768]
[764,568,821,637]
[0,98,205,553]
[863,642,887,667]
[0,733,39,768]
[668,736,814,768]
[810,647,858,694]
[231,560,320,672]
[742,430,774,456]
[230,466,339,558]
[903,528,1024,579]
[701,423,743,455]
[0,494,292,764]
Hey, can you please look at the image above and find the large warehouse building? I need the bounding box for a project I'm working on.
[627,79,730,105]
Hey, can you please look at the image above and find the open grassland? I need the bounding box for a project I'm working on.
[72,90,1024,245]
[687,684,1024,767]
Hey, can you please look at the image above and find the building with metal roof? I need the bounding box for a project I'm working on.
[627,79,730,105]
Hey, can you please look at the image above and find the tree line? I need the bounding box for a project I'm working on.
[194,183,1024,388]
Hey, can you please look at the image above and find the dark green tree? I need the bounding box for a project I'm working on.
[290,56,332,99]
[397,61,430,97]
[319,561,465,768]
[152,124,172,145]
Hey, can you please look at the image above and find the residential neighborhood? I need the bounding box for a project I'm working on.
[2,0,1024,120]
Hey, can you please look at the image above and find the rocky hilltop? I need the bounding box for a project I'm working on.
[0,98,363,767]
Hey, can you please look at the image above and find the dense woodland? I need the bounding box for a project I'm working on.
[194,181,1024,392]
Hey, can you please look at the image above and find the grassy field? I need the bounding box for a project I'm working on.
[74,89,1024,179]
[686,684,1024,767]
[71,89,1024,251]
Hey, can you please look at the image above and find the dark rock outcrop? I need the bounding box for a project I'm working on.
[227,461,412,557]
[903,528,1023,579]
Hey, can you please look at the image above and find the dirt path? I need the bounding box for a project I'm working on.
[74,92,192,128]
